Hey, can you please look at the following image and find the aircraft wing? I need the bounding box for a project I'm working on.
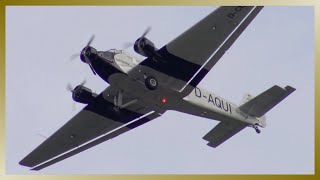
[132,6,263,95]
[202,120,248,148]
[19,87,162,169]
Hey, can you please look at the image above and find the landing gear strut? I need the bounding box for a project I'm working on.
[113,90,138,111]
[145,76,158,90]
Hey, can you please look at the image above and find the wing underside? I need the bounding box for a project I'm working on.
[30,112,161,170]
[131,6,264,95]
[19,88,161,170]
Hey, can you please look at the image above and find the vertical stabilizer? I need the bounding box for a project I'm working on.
[240,93,253,105]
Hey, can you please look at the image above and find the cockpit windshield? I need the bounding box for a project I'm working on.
[107,49,123,54]
[99,49,123,61]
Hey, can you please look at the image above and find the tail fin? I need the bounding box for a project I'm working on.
[239,85,295,120]
[239,93,267,127]
[240,93,254,105]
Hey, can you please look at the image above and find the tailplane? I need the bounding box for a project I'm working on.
[239,85,295,127]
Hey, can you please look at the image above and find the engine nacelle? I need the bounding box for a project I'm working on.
[134,37,158,57]
[72,85,98,104]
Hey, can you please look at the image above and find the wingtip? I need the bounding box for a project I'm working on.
[207,142,218,148]
[19,159,40,171]
[19,159,34,168]
[18,160,28,167]
[285,86,296,93]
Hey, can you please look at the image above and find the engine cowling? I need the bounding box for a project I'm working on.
[72,85,98,104]
[134,37,158,57]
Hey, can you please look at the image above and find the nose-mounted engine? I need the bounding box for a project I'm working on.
[80,46,98,63]
[72,85,98,104]
[79,45,98,75]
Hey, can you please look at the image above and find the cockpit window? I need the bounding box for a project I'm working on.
[107,49,123,54]
[99,49,124,61]
[101,51,115,60]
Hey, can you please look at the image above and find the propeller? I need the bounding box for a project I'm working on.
[84,35,97,75]
[122,26,152,50]
[66,83,73,92]
[69,34,94,61]
[70,53,80,61]
[141,26,151,39]
[86,35,95,47]
[66,79,87,92]
[138,26,151,46]
[69,35,94,61]
[69,35,97,75]
[122,42,134,50]
[66,79,87,111]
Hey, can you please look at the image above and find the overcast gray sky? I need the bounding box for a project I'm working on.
[6,6,314,174]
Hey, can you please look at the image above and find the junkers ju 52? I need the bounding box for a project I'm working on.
[20,6,295,170]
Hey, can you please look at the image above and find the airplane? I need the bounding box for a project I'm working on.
[19,6,295,170]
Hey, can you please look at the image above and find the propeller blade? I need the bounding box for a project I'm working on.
[89,64,97,75]
[66,79,86,92]
[141,26,151,38]
[86,35,95,47]
[80,79,87,86]
[66,83,73,92]
[122,42,134,49]
[70,53,80,61]
[138,26,152,46]
[70,34,95,62]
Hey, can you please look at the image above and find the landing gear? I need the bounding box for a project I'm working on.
[255,127,261,134]
[113,90,138,111]
[145,76,158,90]
[253,124,261,134]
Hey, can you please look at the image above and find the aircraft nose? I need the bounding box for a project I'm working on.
[80,46,97,63]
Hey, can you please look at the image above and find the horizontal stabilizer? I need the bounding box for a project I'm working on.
[239,85,295,117]
[203,120,247,148]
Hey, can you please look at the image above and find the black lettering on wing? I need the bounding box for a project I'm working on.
[227,6,245,19]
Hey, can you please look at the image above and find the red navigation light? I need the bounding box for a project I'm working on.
[161,97,167,103]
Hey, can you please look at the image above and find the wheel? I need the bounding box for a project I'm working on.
[255,128,261,134]
[145,76,158,90]
[113,106,120,111]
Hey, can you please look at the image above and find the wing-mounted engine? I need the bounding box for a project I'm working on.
[134,37,158,57]
[72,85,98,104]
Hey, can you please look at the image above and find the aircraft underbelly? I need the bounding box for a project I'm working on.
[106,73,175,112]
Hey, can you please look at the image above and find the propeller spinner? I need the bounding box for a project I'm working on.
[70,35,97,75]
